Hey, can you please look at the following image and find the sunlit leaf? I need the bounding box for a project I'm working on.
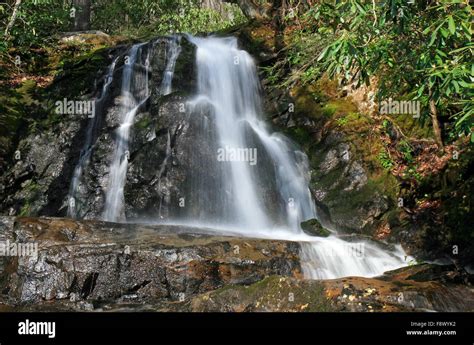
[448,15,456,35]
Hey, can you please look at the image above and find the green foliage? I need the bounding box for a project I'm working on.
[0,1,245,68]
[91,0,245,37]
[282,0,473,144]
[336,116,348,127]
[1,0,71,53]
[398,140,413,163]
[403,166,422,182]
[378,149,394,170]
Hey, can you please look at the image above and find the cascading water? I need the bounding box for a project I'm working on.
[299,238,409,279]
[188,36,271,229]
[103,44,150,222]
[187,36,409,279]
[160,37,182,96]
[72,34,409,279]
[67,57,118,218]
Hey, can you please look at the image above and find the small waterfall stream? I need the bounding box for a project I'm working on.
[160,37,182,96]
[67,57,118,218]
[103,44,150,222]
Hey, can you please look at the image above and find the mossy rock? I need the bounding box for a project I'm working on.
[300,218,331,237]
[189,275,336,312]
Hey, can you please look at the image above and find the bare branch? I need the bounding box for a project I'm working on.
[4,0,22,38]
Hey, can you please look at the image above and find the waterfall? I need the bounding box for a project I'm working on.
[67,57,118,218]
[299,238,409,279]
[72,34,409,279]
[160,37,182,96]
[187,36,409,279]
[101,37,181,222]
[103,44,150,222]
[189,36,270,229]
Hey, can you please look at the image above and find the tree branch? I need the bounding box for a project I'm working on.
[4,0,22,39]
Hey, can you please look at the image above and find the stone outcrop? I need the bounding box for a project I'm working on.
[1,217,472,312]
[0,216,301,308]
[300,219,330,237]
[185,264,474,312]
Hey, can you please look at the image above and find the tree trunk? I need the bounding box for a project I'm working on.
[428,88,444,150]
[4,0,22,38]
[73,0,91,31]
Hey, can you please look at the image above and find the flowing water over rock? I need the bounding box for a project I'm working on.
[103,44,150,222]
[159,37,182,96]
[175,36,408,278]
[67,57,118,219]
[299,238,408,279]
[69,35,409,279]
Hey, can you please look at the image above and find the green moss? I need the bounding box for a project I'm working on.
[301,219,331,237]
[206,276,335,312]
[19,202,31,217]
[325,99,358,118]
[390,114,433,139]
[18,181,41,217]
[384,208,402,227]
[0,80,41,162]
[235,20,277,56]
[283,78,402,234]
[284,126,313,149]
[293,84,383,173]
[371,173,399,200]
[292,85,329,121]
[319,172,398,224]
[312,163,345,190]
[52,48,109,98]
[15,80,37,105]
[322,103,338,117]
[336,116,349,126]
[337,112,382,168]
[134,116,152,130]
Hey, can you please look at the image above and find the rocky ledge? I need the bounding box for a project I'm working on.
[0,216,301,309]
[0,217,472,312]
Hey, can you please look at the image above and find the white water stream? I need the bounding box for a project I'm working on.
[103,44,150,221]
[160,37,182,96]
[68,57,118,218]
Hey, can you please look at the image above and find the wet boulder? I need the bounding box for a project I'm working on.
[0,216,301,307]
[300,218,330,237]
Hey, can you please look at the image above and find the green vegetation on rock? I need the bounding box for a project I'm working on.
[300,218,331,237]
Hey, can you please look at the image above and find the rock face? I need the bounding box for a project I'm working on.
[0,33,291,225]
[185,264,474,312]
[2,217,472,312]
[323,264,474,312]
[186,275,334,312]
[265,86,391,235]
[0,216,301,309]
[0,30,386,235]
[0,36,201,221]
[310,134,389,232]
[0,40,131,218]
